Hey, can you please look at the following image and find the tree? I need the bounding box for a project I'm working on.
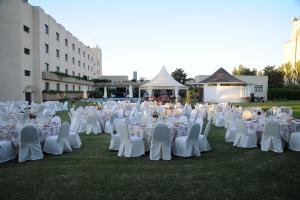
[281,62,293,86]
[171,68,187,84]
[232,64,257,75]
[262,66,284,88]
[293,60,300,84]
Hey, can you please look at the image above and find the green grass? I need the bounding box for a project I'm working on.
[1,101,300,200]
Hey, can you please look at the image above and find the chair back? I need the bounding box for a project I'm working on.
[187,123,200,140]
[263,120,280,138]
[109,113,118,126]
[87,113,96,124]
[114,118,125,135]
[70,116,79,132]
[58,122,70,142]
[179,115,189,124]
[195,117,204,134]
[235,119,247,135]
[152,124,170,142]
[189,110,198,122]
[117,121,130,141]
[203,119,212,137]
[20,126,39,145]
[51,116,61,125]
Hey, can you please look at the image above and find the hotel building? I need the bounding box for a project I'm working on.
[0,0,102,102]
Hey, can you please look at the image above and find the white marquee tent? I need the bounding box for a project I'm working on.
[139,66,187,102]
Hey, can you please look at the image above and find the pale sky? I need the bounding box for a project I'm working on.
[29,0,300,80]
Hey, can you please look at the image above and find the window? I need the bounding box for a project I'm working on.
[78,48,80,54]
[78,85,81,91]
[65,54,68,61]
[65,39,68,46]
[78,73,80,77]
[56,66,60,72]
[56,83,60,91]
[78,60,80,67]
[24,70,31,76]
[72,85,75,91]
[24,48,30,55]
[88,65,90,70]
[65,84,68,91]
[45,43,49,53]
[72,57,75,64]
[72,44,75,51]
[65,69,68,75]
[45,82,49,90]
[72,71,75,76]
[83,52,85,57]
[88,55,90,60]
[44,24,49,34]
[254,85,263,92]
[56,32,60,41]
[45,63,49,72]
[56,49,60,58]
[91,57,93,62]
[208,83,217,86]
[23,25,30,33]
[83,63,85,68]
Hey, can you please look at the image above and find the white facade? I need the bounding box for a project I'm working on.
[0,0,102,102]
[283,17,300,65]
[100,76,128,82]
[194,75,268,102]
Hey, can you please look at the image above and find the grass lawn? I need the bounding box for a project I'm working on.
[1,101,300,199]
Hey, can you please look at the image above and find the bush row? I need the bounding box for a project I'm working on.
[268,88,300,100]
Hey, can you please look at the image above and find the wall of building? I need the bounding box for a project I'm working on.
[283,17,300,65]
[204,84,245,103]
[236,75,268,100]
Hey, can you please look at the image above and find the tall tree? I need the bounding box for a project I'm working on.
[262,66,284,88]
[171,68,187,84]
[281,62,293,86]
[293,60,300,84]
[232,64,257,75]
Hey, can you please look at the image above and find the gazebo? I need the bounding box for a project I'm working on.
[139,66,187,102]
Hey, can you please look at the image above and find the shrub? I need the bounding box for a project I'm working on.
[268,88,300,100]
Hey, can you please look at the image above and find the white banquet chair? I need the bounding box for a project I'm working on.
[214,112,225,127]
[233,119,257,148]
[51,116,61,125]
[43,122,72,155]
[104,113,118,134]
[198,118,212,152]
[150,124,171,160]
[19,126,44,162]
[118,121,144,157]
[69,117,82,148]
[62,101,68,111]
[173,123,201,157]
[195,117,204,134]
[108,118,123,151]
[189,110,198,124]
[0,141,17,163]
[179,115,189,125]
[86,113,102,134]
[261,120,283,153]
[289,126,300,151]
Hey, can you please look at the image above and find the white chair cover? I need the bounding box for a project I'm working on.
[69,117,82,148]
[62,101,68,111]
[86,113,101,134]
[173,123,201,157]
[19,126,43,162]
[233,119,257,148]
[0,141,17,163]
[198,119,212,152]
[43,122,72,155]
[117,121,144,157]
[261,120,283,153]
[104,113,118,134]
[149,124,171,160]
[189,110,198,124]
[195,117,204,134]
[108,118,123,151]
[51,116,61,125]
[289,130,300,151]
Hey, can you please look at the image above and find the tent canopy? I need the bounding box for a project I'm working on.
[140,66,186,89]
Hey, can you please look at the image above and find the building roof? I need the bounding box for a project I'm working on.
[140,66,186,89]
[200,68,245,83]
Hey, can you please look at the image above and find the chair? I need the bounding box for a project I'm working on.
[214,112,225,127]
[51,116,61,125]
[195,117,204,134]
[43,122,72,155]
[173,123,201,157]
[261,120,283,153]
[179,115,189,125]
[189,110,198,124]
[150,124,171,160]
[233,119,257,148]
[108,118,123,151]
[0,141,17,163]
[118,121,144,157]
[19,126,43,162]
[69,117,82,148]
[86,113,102,134]
[198,119,212,152]
[104,113,118,134]
[62,101,68,111]
[289,125,300,151]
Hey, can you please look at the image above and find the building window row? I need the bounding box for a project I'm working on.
[45,82,90,92]
[254,85,263,92]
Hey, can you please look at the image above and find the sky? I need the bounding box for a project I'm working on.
[29,0,300,80]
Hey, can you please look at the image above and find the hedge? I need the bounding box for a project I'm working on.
[268,88,300,100]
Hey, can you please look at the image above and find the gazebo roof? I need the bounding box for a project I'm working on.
[200,67,245,83]
[140,66,186,89]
